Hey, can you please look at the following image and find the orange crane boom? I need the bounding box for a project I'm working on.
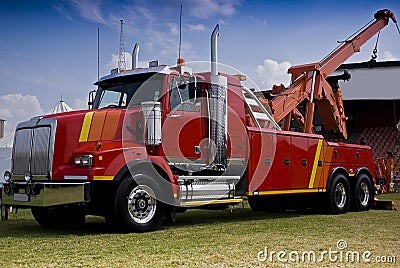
[269,9,397,139]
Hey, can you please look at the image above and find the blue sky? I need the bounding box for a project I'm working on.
[0,0,399,135]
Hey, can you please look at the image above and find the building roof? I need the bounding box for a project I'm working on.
[45,100,73,114]
[338,60,400,70]
[334,60,400,100]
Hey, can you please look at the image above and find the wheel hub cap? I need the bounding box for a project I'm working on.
[359,182,369,206]
[127,185,157,224]
[335,183,347,209]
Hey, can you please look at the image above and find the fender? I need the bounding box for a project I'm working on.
[326,166,348,194]
[148,156,176,185]
[113,159,168,182]
[113,159,177,205]
[354,167,374,183]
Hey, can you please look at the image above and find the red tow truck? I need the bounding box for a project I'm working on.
[1,9,397,232]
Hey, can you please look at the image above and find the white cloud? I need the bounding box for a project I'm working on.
[62,0,106,24]
[166,23,179,35]
[73,97,89,110]
[218,19,226,25]
[382,51,398,61]
[255,59,292,89]
[187,24,206,32]
[0,94,44,136]
[107,52,133,70]
[186,0,240,19]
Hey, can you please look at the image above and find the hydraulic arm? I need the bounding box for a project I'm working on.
[268,9,397,139]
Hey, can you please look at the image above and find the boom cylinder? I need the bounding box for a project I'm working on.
[305,102,315,134]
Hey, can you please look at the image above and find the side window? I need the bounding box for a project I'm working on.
[169,78,201,112]
[170,85,185,110]
[98,90,127,108]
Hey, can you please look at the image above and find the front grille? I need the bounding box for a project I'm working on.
[12,118,56,178]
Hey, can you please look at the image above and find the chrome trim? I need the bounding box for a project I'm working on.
[177,175,240,206]
[11,117,56,180]
[64,176,88,180]
[2,182,90,207]
[95,65,171,84]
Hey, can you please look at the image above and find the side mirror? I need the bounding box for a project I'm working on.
[88,90,96,109]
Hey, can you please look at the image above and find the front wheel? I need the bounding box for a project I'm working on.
[114,175,165,232]
[353,174,374,211]
[328,174,350,214]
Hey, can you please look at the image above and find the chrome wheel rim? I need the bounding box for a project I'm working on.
[127,185,157,224]
[359,181,370,206]
[335,183,347,209]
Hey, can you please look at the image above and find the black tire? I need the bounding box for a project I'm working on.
[248,196,265,212]
[114,175,165,232]
[353,174,374,211]
[31,204,85,228]
[104,208,117,227]
[327,174,351,214]
[163,206,176,225]
[1,205,8,221]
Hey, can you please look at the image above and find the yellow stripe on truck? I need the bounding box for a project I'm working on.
[247,189,326,196]
[93,176,114,180]
[308,139,323,188]
[79,112,94,142]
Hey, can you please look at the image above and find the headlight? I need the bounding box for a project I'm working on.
[3,171,11,182]
[74,155,93,167]
[24,171,32,182]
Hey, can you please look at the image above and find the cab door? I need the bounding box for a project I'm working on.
[162,76,208,167]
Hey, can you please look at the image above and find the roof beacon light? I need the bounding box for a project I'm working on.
[177,58,185,66]
[149,60,159,68]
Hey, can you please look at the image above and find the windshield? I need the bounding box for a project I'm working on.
[93,73,164,109]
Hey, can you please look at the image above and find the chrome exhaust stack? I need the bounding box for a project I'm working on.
[132,43,140,69]
[211,24,219,76]
[209,24,228,169]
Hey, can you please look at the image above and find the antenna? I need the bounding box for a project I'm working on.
[177,4,184,65]
[118,19,126,71]
[97,27,100,80]
[179,4,182,59]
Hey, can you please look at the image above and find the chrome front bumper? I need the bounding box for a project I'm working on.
[1,182,90,207]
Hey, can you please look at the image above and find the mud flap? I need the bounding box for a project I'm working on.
[372,198,396,210]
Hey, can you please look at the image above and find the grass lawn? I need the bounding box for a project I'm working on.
[1,193,399,267]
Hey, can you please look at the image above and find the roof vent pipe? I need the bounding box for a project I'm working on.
[132,43,140,69]
[211,24,219,76]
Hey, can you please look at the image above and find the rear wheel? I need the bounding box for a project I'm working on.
[353,174,373,211]
[328,174,350,214]
[114,175,165,232]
